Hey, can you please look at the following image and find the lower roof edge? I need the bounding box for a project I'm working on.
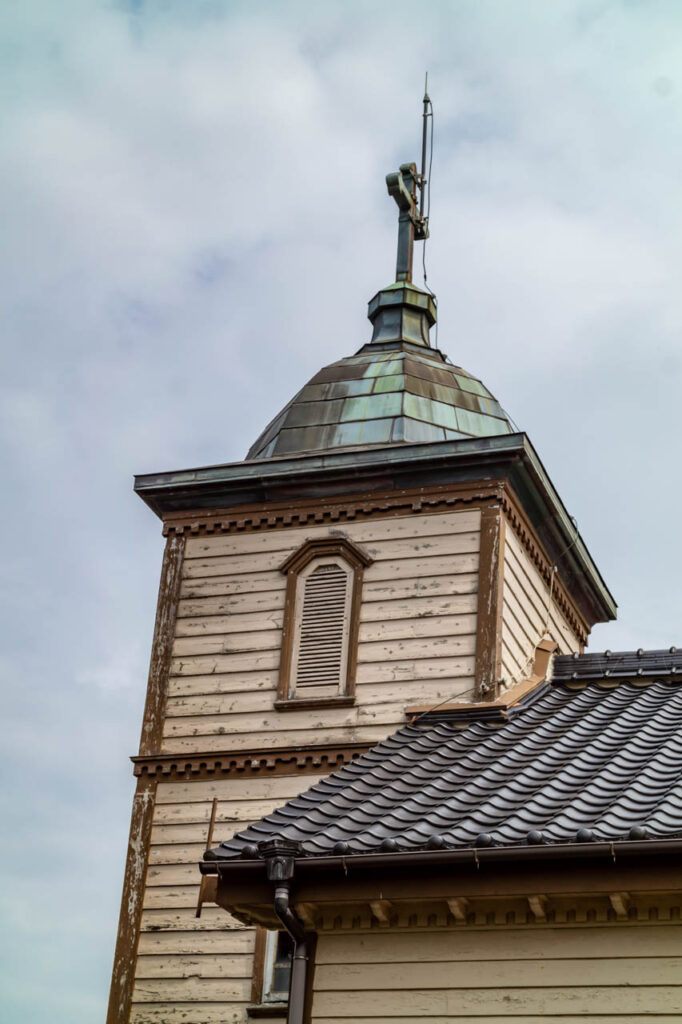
[203,837,682,878]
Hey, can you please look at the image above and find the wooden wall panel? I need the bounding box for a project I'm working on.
[311,925,682,1021]
[130,773,318,1024]
[160,510,482,753]
[501,526,581,687]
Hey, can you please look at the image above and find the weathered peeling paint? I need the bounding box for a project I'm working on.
[107,777,156,1024]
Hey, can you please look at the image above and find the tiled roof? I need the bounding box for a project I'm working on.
[553,647,682,682]
[247,343,514,459]
[206,675,682,862]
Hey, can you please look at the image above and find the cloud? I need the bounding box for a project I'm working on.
[2,1,682,1019]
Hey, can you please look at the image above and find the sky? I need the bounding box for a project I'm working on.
[2,0,682,1019]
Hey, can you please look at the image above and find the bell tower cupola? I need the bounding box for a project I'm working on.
[110,90,617,1024]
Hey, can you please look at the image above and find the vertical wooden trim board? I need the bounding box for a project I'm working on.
[278,569,298,701]
[139,531,185,756]
[345,565,364,701]
[106,776,156,1024]
[251,926,268,1004]
[303,930,318,1024]
[475,504,505,701]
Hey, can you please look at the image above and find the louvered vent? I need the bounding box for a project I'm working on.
[293,563,349,692]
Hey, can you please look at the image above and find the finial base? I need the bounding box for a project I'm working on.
[367,282,437,348]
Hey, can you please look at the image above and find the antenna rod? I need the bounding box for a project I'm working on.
[419,72,430,219]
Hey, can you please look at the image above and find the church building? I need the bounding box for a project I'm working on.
[107,128,682,1023]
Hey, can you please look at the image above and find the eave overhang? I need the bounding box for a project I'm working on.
[201,839,682,929]
[134,433,616,626]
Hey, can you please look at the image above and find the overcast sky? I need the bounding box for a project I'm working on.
[2,1,682,1019]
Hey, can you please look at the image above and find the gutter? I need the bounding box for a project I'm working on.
[202,837,682,882]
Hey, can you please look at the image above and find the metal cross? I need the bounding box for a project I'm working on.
[386,162,429,284]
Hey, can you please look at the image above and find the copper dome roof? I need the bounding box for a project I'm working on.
[247,283,514,460]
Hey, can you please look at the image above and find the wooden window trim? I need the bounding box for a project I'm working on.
[274,695,356,712]
[278,537,372,704]
[247,927,291,1018]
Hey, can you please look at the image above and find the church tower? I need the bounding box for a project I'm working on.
[107,126,615,1023]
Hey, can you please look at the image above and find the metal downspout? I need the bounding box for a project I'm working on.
[259,839,309,1024]
[274,881,309,1024]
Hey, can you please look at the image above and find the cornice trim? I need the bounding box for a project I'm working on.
[160,482,502,537]
[132,741,373,781]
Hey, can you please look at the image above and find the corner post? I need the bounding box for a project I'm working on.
[139,529,185,756]
[475,503,505,700]
[106,774,156,1024]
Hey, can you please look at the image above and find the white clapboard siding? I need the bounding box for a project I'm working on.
[130,1004,253,1024]
[501,527,581,684]
[175,573,479,622]
[183,511,482,561]
[176,609,285,636]
[148,842,212,867]
[315,958,682,989]
[195,551,475,602]
[313,988,682,1017]
[134,950,250,974]
[177,591,286,619]
[133,977,252,1002]
[171,616,477,660]
[154,777,309,804]
[359,613,477,641]
[312,927,682,1021]
[310,1019,681,1024]
[151,792,305,826]
[181,533,479,582]
[137,930,255,956]
[167,669,279,698]
[135,954,253,979]
[362,573,478,602]
[172,628,281,657]
[140,907,247,933]
[165,678,475,719]
[160,718,471,754]
[314,926,682,964]
[160,509,481,752]
[162,699,421,741]
[134,774,319,1024]
[180,571,283,600]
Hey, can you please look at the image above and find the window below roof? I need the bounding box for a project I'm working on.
[263,930,294,1002]
[247,928,293,1018]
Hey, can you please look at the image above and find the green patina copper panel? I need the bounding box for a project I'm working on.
[341,392,403,422]
[327,378,375,398]
[394,417,447,443]
[364,358,404,378]
[284,399,345,428]
[454,373,492,397]
[309,361,369,384]
[403,392,459,430]
[372,373,405,393]
[456,408,512,436]
[247,298,515,459]
[333,418,394,446]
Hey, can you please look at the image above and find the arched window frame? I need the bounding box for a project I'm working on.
[275,537,372,711]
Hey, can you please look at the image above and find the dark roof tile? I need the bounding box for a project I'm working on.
[206,677,682,862]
